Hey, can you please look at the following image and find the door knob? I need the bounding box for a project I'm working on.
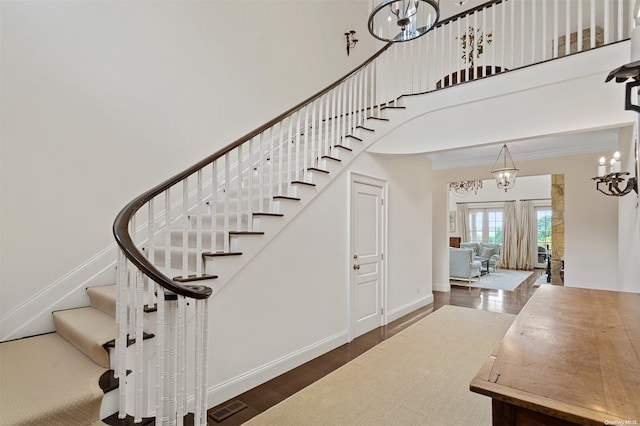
[353,254,358,259]
[353,264,360,270]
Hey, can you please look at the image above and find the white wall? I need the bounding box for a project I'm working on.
[433,152,621,292]
[206,152,433,405]
[0,0,378,328]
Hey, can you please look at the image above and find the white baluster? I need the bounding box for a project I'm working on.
[200,299,209,426]
[492,3,496,74]
[248,137,254,224]
[155,283,165,423]
[236,145,242,231]
[256,133,263,211]
[311,100,317,170]
[196,170,203,275]
[295,109,301,182]
[147,201,155,306]
[604,0,611,45]
[303,106,309,176]
[278,123,285,195]
[211,161,217,253]
[287,114,293,195]
[617,0,623,41]
[223,153,230,253]
[590,0,596,49]
[553,0,559,58]
[182,179,188,278]
[578,0,583,53]
[565,0,571,57]
[135,270,144,423]
[268,128,274,208]
[116,251,128,420]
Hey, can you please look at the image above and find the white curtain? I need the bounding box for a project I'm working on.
[501,201,518,269]
[517,200,536,270]
[457,203,469,241]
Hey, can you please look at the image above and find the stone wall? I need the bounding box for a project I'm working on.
[551,174,565,284]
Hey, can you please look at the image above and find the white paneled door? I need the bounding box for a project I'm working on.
[350,175,386,339]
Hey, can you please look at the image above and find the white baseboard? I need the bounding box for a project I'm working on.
[432,282,451,292]
[0,246,117,341]
[386,294,434,323]
[206,330,348,408]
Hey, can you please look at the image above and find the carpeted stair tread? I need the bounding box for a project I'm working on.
[87,284,117,317]
[0,333,107,425]
[53,306,116,368]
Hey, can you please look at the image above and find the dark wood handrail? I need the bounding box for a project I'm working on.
[113,0,507,299]
[113,41,397,299]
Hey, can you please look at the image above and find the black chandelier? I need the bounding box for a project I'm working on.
[368,0,440,43]
[594,61,640,197]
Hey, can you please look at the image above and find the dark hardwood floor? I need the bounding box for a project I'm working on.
[206,270,544,425]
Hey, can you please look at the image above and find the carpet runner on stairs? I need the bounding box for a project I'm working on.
[0,284,120,424]
[0,333,107,425]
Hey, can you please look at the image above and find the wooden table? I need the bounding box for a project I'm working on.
[470,285,640,425]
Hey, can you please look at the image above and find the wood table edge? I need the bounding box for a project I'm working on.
[470,365,630,426]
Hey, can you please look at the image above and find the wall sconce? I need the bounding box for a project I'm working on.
[345,30,358,56]
[594,62,640,197]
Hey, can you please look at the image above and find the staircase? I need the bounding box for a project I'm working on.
[1,0,632,424]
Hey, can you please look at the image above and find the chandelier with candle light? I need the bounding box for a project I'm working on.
[490,144,519,192]
[368,0,440,43]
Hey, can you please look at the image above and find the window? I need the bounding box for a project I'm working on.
[468,208,503,243]
[536,207,552,258]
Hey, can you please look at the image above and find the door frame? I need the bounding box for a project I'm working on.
[347,172,388,342]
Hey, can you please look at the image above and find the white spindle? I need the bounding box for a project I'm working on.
[268,128,274,209]
[177,296,186,424]
[510,0,515,68]
[155,283,165,423]
[520,0,525,66]
[303,106,309,175]
[116,251,128,420]
[456,18,461,85]
[278,123,285,195]
[295,109,302,180]
[287,114,293,195]
[210,161,217,253]
[196,171,203,275]
[482,7,488,72]
[565,0,571,57]
[578,0,583,53]
[259,133,265,210]
[311,100,317,169]
[200,300,209,426]
[591,0,596,49]
[605,0,611,44]
[618,0,623,41]
[448,21,453,84]
[135,270,144,423]
[542,0,547,60]
[492,3,496,74]
[194,299,203,426]
[236,145,242,231]
[248,137,254,225]
[501,2,506,66]
[553,0,559,58]
[147,201,155,303]
[182,179,188,277]
[223,153,230,253]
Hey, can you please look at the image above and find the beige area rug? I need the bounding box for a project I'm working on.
[245,305,515,426]
[0,333,106,425]
[452,269,534,291]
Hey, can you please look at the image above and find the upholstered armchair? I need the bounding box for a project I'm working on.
[449,248,482,284]
[459,242,501,271]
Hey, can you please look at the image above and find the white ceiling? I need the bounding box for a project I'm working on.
[425,127,622,170]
